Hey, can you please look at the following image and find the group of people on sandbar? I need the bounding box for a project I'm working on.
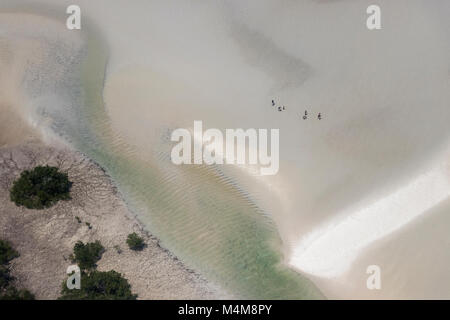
[272,99,286,112]
[271,99,322,120]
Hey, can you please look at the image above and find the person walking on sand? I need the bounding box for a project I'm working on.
[302,110,308,119]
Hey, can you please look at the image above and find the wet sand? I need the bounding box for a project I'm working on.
[93,0,450,298]
[2,0,450,299]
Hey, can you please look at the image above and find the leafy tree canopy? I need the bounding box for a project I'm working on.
[0,240,19,265]
[10,165,72,209]
[73,241,104,270]
[0,286,35,300]
[0,266,13,290]
[126,233,145,251]
[0,239,34,300]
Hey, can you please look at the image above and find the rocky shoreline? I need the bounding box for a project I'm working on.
[0,143,227,299]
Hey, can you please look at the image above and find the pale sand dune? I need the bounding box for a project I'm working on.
[0,31,40,147]
[0,11,84,147]
[290,154,450,277]
[313,197,450,299]
[0,104,36,147]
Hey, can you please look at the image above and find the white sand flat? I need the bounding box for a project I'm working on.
[2,0,450,298]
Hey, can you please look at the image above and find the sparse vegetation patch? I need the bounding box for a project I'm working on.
[10,165,72,209]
